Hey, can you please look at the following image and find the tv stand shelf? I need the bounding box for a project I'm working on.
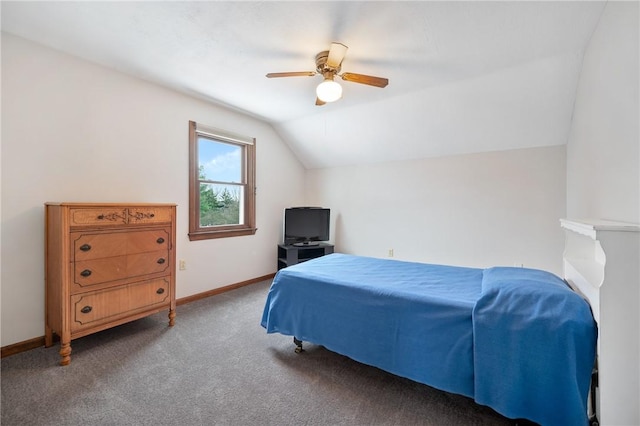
[277,243,334,270]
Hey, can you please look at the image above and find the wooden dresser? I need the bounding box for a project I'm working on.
[44,203,177,365]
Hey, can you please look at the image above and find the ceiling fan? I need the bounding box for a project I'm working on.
[266,42,389,106]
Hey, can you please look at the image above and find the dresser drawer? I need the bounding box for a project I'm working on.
[69,206,173,228]
[127,207,173,225]
[73,250,170,290]
[70,208,128,227]
[70,278,171,332]
[126,228,170,253]
[73,229,170,261]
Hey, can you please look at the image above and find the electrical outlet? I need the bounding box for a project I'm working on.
[388,249,394,258]
[179,260,186,270]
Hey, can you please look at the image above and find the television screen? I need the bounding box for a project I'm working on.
[284,207,330,246]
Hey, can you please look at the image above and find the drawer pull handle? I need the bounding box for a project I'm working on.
[157,258,166,264]
[80,269,92,277]
[156,288,165,295]
[80,306,92,314]
[79,244,92,252]
[96,212,124,221]
[156,237,165,244]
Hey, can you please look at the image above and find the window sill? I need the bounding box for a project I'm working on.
[188,227,257,241]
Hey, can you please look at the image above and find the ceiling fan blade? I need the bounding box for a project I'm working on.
[340,72,389,88]
[315,97,326,106]
[326,42,348,68]
[266,71,316,78]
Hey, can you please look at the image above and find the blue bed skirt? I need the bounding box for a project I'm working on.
[261,253,597,426]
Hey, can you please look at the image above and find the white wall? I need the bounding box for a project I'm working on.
[0,33,306,347]
[565,3,640,424]
[306,145,566,274]
[566,1,639,224]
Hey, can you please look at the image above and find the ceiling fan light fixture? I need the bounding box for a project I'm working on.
[316,78,342,103]
[266,42,388,104]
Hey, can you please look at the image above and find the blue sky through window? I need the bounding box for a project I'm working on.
[198,137,242,183]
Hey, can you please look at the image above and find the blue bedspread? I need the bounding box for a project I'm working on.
[261,254,597,425]
[473,267,597,426]
[261,253,482,397]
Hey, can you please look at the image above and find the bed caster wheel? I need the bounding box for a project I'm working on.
[293,337,304,353]
[589,416,599,426]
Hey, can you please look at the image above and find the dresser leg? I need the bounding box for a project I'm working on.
[168,309,176,326]
[59,342,71,366]
[45,325,53,347]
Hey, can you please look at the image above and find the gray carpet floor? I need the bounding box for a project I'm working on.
[1,280,520,425]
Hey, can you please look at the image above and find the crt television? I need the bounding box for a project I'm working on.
[283,207,330,246]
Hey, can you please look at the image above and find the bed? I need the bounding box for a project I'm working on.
[261,253,597,426]
[561,219,640,425]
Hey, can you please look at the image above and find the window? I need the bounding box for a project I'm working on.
[189,121,256,241]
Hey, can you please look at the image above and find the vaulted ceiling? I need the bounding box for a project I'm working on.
[2,1,606,168]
